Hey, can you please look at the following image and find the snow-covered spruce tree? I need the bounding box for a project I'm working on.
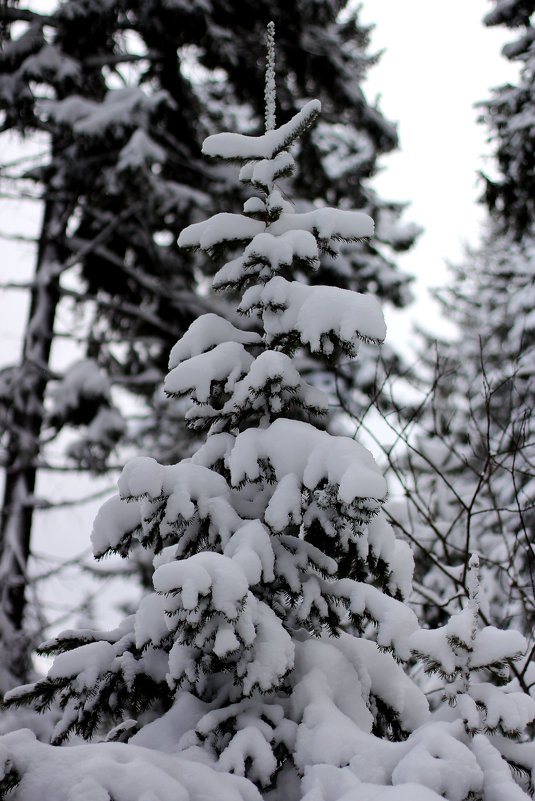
[1,58,430,800]
[0,0,417,687]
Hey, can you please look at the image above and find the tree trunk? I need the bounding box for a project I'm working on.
[0,197,66,689]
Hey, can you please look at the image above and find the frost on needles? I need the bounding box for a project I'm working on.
[2,65,535,801]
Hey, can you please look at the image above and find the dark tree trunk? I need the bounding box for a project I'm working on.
[0,196,66,688]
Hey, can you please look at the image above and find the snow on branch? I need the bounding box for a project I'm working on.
[240,277,386,357]
[39,87,173,135]
[177,213,264,251]
[168,314,261,370]
[165,341,254,402]
[202,100,321,162]
[227,418,387,504]
[270,207,374,243]
[239,151,296,191]
[0,729,262,801]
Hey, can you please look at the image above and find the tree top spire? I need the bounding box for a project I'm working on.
[264,21,276,133]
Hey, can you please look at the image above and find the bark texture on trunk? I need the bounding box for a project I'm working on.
[0,197,66,689]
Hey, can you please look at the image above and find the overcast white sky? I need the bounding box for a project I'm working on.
[361,0,517,346]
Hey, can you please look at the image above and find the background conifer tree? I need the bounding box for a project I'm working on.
[383,1,535,674]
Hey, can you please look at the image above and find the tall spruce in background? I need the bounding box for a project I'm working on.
[388,0,535,676]
[0,0,417,688]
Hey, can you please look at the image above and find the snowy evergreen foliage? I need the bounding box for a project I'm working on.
[386,244,535,710]
[410,555,535,799]
[412,556,531,734]
[312,8,535,795]
[2,87,416,786]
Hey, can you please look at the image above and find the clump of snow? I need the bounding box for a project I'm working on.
[367,516,415,600]
[228,418,386,503]
[329,581,418,660]
[470,682,535,734]
[67,407,126,468]
[237,595,295,695]
[165,341,254,402]
[47,641,118,687]
[0,729,261,801]
[178,213,264,250]
[212,228,321,291]
[202,100,321,161]
[240,277,386,355]
[154,551,248,619]
[264,472,303,532]
[271,207,374,243]
[22,44,80,82]
[224,521,275,585]
[40,86,172,136]
[243,230,319,272]
[471,627,526,669]
[118,458,229,505]
[91,495,142,557]
[240,150,296,190]
[49,359,111,420]
[134,593,170,650]
[302,765,444,801]
[471,735,532,801]
[168,315,261,369]
[243,197,266,216]
[219,726,277,786]
[410,617,527,678]
[218,350,329,426]
[118,128,167,171]
[392,722,484,801]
